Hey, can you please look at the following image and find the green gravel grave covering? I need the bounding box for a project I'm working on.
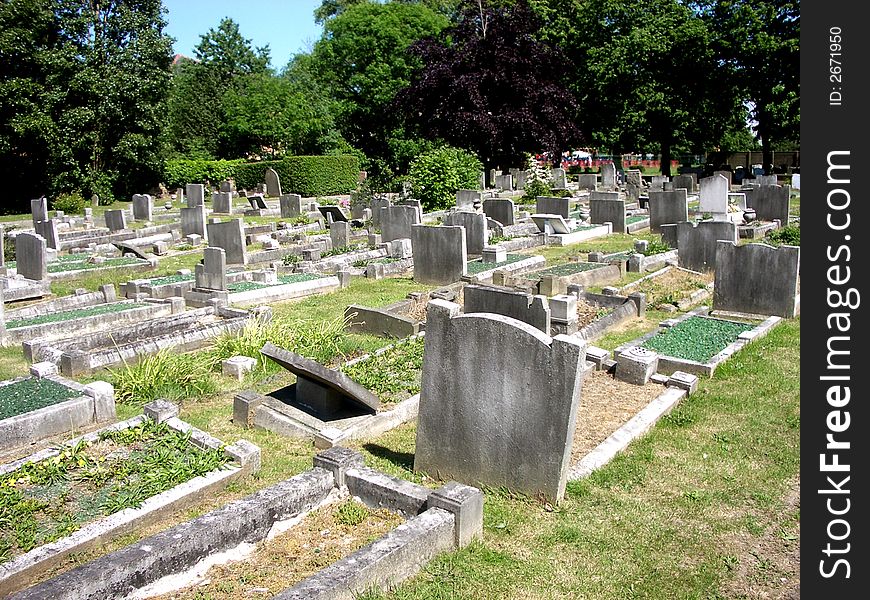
[148,273,195,286]
[55,253,91,262]
[642,316,754,362]
[626,215,648,224]
[47,257,143,273]
[570,224,599,232]
[0,419,229,563]
[0,378,81,421]
[522,262,604,280]
[5,302,148,330]
[227,273,324,293]
[465,253,528,275]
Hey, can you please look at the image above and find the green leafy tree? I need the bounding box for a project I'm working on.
[409,145,482,211]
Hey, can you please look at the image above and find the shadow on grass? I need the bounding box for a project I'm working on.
[362,443,415,472]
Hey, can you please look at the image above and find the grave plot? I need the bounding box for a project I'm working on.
[625,239,678,272]
[16,448,482,600]
[513,260,622,296]
[0,369,114,456]
[613,307,782,377]
[2,298,179,346]
[545,222,612,246]
[7,252,153,280]
[235,337,424,448]
[737,218,781,240]
[0,275,52,303]
[464,252,545,283]
[226,272,340,307]
[569,288,646,341]
[122,268,248,299]
[24,305,261,377]
[625,213,651,233]
[0,400,260,597]
[619,265,713,312]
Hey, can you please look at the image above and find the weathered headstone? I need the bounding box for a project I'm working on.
[181,204,207,240]
[14,232,48,281]
[444,210,488,255]
[463,284,550,333]
[536,196,570,219]
[206,218,247,265]
[195,246,227,291]
[791,174,800,190]
[624,169,643,188]
[672,174,696,193]
[577,174,597,191]
[509,168,527,190]
[494,174,513,191]
[264,168,282,197]
[279,193,303,218]
[589,193,626,233]
[482,197,515,226]
[745,185,790,225]
[648,189,688,233]
[131,194,153,221]
[370,197,390,226]
[713,170,733,187]
[104,209,127,233]
[713,241,799,318]
[755,174,778,187]
[699,175,729,218]
[246,194,268,210]
[330,221,351,249]
[650,175,669,191]
[212,192,233,214]
[456,190,482,209]
[551,168,568,190]
[37,218,60,250]
[379,205,421,243]
[410,224,466,285]
[414,299,590,502]
[601,163,616,189]
[219,180,235,193]
[675,220,737,272]
[186,184,205,208]
[31,198,48,228]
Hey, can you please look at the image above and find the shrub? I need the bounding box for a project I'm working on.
[521,158,552,203]
[409,146,482,211]
[50,192,86,215]
[765,224,800,246]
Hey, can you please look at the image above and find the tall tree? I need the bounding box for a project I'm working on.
[309,0,449,184]
[0,0,173,208]
[398,0,582,177]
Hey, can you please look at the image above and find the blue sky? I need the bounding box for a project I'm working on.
[162,0,324,71]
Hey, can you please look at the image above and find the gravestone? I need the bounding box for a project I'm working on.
[195,247,227,291]
[478,171,486,190]
[713,241,800,318]
[577,174,597,191]
[675,220,737,272]
[131,194,153,221]
[482,198,515,226]
[456,190,482,209]
[279,193,303,218]
[672,174,696,193]
[247,194,268,210]
[494,174,513,191]
[444,211,488,255]
[14,232,47,281]
[699,175,729,219]
[219,180,235,193]
[262,342,379,418]
[410,224,466,285]
[648,189,688,233]
[650,175,668,191]
[463,284,550,333]
[745,185,790,225]
[414,299,590,502]
[624,169,643,188]
[206,218,247,265]
[37,219,60,250]
[330,221,351,249]
[379,205,420,243]
[370,197,390,225]
[755,174,778,187]
[791,174,800,190]
[104,209,127,233]
[186,184,205,208]
[91,194,100,208]
[551,168,568,190]
[601,163,616,190]
[625,182,640,204]
[212,191,233,214]
[31,198,48,228]
[318,205,350,225]
[536,196,570,219]
[531,214,571,235]
[181,204,207,240]
[589,194,626,233]
[510,168,527,190]
[264,168,282,197]
[713,170,733,187]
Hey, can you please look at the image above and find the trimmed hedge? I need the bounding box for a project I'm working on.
[164,155,360,197]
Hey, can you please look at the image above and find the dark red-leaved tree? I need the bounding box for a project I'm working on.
[397,0,583,181]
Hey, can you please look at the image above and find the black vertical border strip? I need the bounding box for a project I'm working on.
[802,0,868,595]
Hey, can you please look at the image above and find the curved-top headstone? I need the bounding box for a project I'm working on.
[265,168,282,197]
[261,342,379,413]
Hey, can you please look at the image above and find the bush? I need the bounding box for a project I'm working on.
[50,192,86,215]
[164,155,360,197]
[765,224,800,246]
[409,146,482,211]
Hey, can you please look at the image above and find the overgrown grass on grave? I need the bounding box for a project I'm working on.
[340,335,424,406]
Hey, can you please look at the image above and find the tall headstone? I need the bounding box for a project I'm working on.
[675,220,737,272]
[330,221,351,249]
[672,174,696,193]
[699,175,729,220]
[410,225,466,285]
[379,205,421,243]
[37,219,60,250]
[444,210,488,255]
[456,190,483,209]
[536,196,570,219]
[648,189,689,233]
[15,232,48,281]
[186,183,205,208]
[463,284,550,333]
[264,168,282,197]
[713,241,800,318]
[279,193,303,218]
[510,168,527,190]
[212,191,233,214]
[370,197,390,226]
[131,194,153,221]
[713,170,733,187]
[195,247,227,291]
[745,185,790,225]
[104,209,127,233]
[482,198,515,226]
[31,198,48,229]
[551,168,568,190]
[601,163,616,190]
[589,194,626,233]
[414,299,590,502]
[206,218,247,265]
[181,204,207,240]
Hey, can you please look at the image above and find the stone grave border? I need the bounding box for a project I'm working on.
[14,448,482,600]
[46,256,155,281]
[344,299,424,339]
[0,371,115,456]
[229,274,341,308]
[0,400,260,597]
[0,276,52,303]
[463,253,545,284]
[626,248,680,273]
[234,333,426,448]
[612,306,783,377]
[619,265,714,312]
[518,261,623,297]
[4,285,116,321]
[625,215,651,233]
[545,222,612,246]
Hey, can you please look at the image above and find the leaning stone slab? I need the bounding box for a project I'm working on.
[261,342,379,413]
